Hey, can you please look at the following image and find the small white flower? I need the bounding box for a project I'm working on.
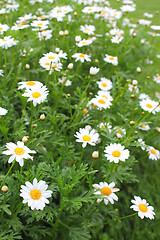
[0,107,8,116]
[97,77,112,91]
[130,196,155,220]
[22,86,49,106]
[89,67,100,76]
[93,182,120,205]
[140,99,159,114]
[74,125,100,148]
[104,143,130,163]
[80,24,95,35]
[138,124,150,131]
[20,178,52,210]
[18,81,43,90]
[2,141,36,167]
[153,74,160,84]
[72,53,91,63]
[104,54,118,66]
[147,146,160,160]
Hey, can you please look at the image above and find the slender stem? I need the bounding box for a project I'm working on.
[0,161,16,189]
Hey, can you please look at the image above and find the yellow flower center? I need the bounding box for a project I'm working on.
[45,62,50,66]
[18,24,23,28]
[102,95,107,99]
[146,104,153,108]
[98,99,106,104]
[26,81,36,86]
[85,28,90,31]
[138,204,148,212]
[0,27,3,30]
[30,189,41,200]
[82,41,87,44]
[14,147,25,155]
[37,23,43,26]
[109,57,114,60]
[2,39,7,41]
[32,92,41,98]
[101,187,112,196]
[48,56,55,59]
[82,135,91,141]
[141,125,146,129]
[150,149,156,154]
[116,130,121,134]
[102,83,107,87]
[112,150,121,157]
[79,54,85,58]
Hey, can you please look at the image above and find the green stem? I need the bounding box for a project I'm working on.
[0,161,16,189]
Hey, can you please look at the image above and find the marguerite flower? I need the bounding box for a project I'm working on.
[138,124,150,131]
[147,146,160,160]
[93,182,120,205]
[74,125,100,148]
[80,24,96,35]
[153,74,160,84]
[20,178,52,210]
[139,99,159,114]
[130,196,155,219]
[0,107,8,116]
[22,85,49,106]
[2,141,36,166]
[97,77,112,91]
[90,95,112,110]
[104,143,130,163]
[18,81,43,90]
[72,53,91,62]
[89,66,100,75]
[104,54,118,65]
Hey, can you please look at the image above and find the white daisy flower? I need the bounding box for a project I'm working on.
[0,24,9,35]
[120,5,136,12]
[93,182,120,205]
[0,107,8,116]
[98,122,112,132]
[104,54,118,66]
[89,66,100,76]
[0,36,19,49]
[72,53,91,63]
[111,36,124,44]
[136,138,146,150]
[90,95,112,110]
[20,178,52,210]
[97,77,112,91]
[104,143,130,163]
[147,146,160,160]
[139,99,159,114]
[74,125,100,148]
[138,124,150,131]
[0,69,4,76]
[109,28,124,36]
[22,86,49,106]
[2,141,36,167]
[77,39,93,47]
[130,196,155,220]
[115,128,126,138]
[153,74,160,84]
[80,24,96,35]
[139,19,151,26]
[18,81,43,90]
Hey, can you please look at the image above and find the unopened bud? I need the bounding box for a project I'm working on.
[64,30,69,36]
[40,114,45,120]
[59,31,64,36]
[55,47,60,53]
[25,64,30,69]
[89,92,93,95]
[130,121,135,125]
[1,186,8,192]
[92,151,99,159]
[130,94,135,98]
[141,111,145,115]
[67,63,73,70]
[137,67,141,73]
[132,80,138,85]
[134,130,138,134]
[74,11,77,16]
[132,32,136,38]
[22,136,29,143]
[67,93,71,97]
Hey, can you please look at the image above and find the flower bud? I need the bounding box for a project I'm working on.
[59,31,64,36]
[64,30,69,36]
[40,114,45,120]
[130,121,135,125]
[132,80,138,85]
[137,67,141,73]
[89,66,100,76]
[22,136,29,143]
[1,186,8,192]
[67,63,73,70]
[55,47,60,53]
[92,151,99,159]
[25,64,30,69]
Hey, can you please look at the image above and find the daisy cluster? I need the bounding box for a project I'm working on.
[0,0,160,238]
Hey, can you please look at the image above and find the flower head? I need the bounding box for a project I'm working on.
[74,125,100,148]
[130,196,155,219]
[93,182,120,205]
[2,141,36,166]
[104,143,130,163]
[20,178,52,210]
